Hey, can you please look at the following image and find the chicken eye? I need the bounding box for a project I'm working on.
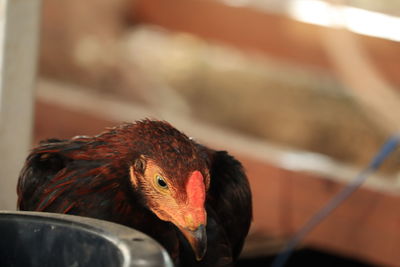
[155,175,168,189]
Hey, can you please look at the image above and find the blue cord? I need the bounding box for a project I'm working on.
[271,135,400,267]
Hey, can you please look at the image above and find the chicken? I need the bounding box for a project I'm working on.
[17,120,252,266]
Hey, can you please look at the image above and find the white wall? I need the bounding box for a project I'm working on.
[0,0,41,210]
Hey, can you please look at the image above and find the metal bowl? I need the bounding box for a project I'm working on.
[0,211,173,267]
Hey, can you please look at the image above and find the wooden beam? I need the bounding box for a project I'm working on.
[0,0,41,210]
[244,157,400,266]
[132,0,400,88]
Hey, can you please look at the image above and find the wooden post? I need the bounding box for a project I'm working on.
[0,0,41,210]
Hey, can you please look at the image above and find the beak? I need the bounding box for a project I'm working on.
[179,224,207,261]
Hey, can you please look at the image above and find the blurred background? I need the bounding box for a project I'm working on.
[1,0,400,266]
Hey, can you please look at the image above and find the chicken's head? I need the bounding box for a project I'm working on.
[127,120,210,260]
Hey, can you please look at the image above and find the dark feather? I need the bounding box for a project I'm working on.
[206,150,252,260]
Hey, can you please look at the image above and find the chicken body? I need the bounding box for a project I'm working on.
[17,120,252,266]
